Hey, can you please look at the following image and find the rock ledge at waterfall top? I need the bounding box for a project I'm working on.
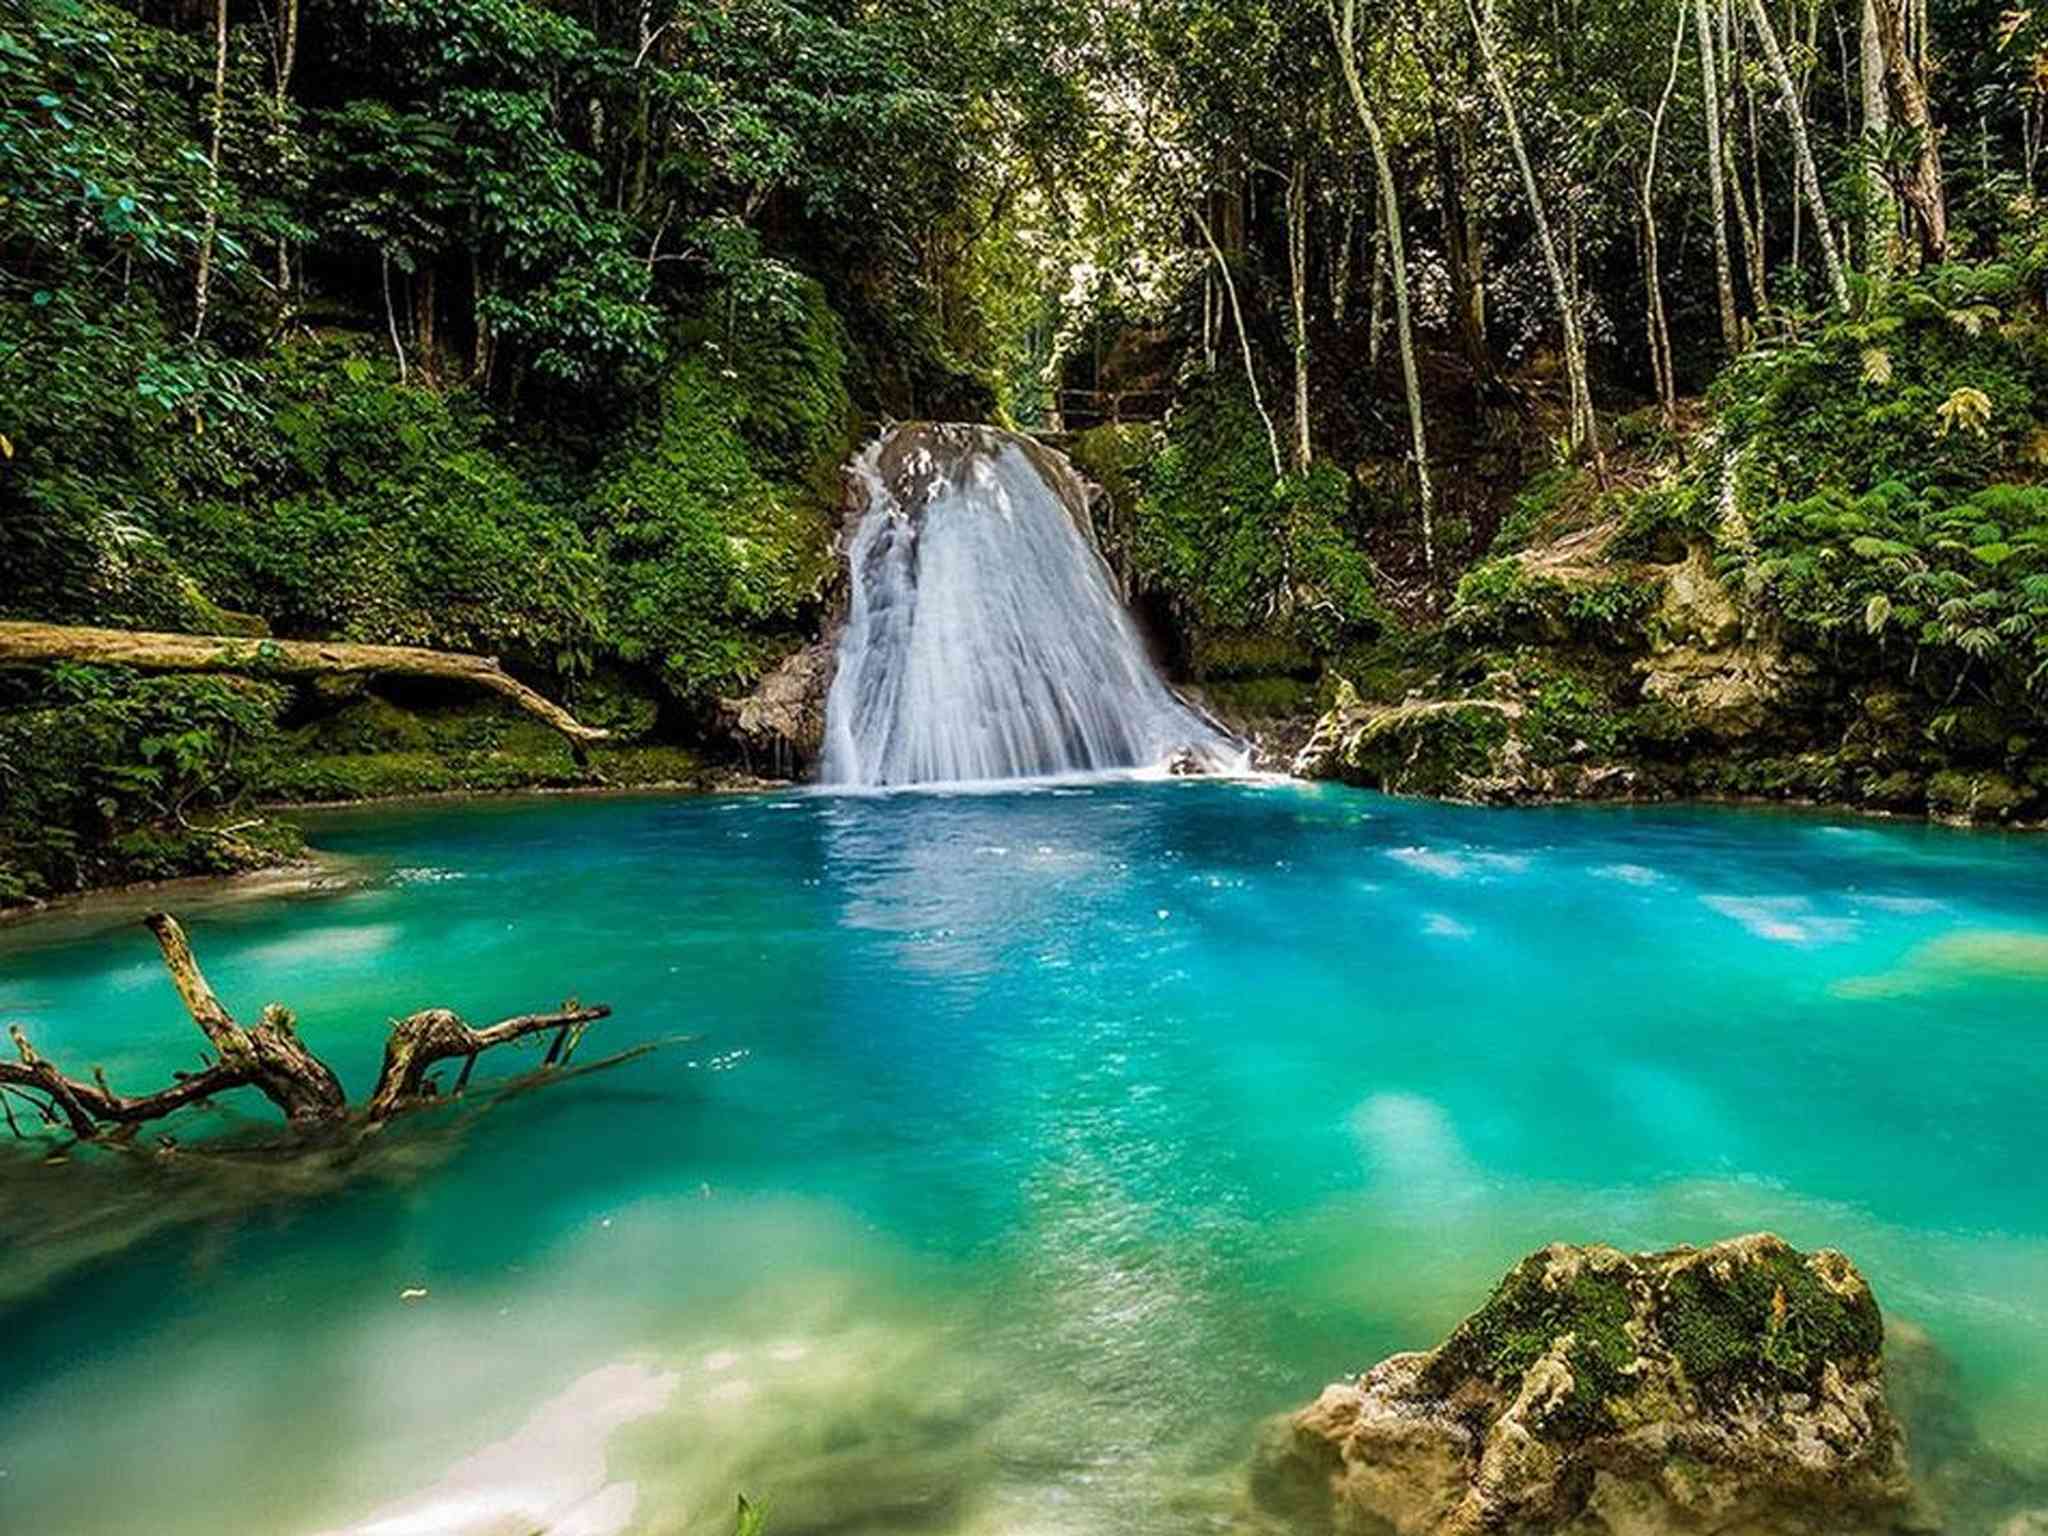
[1250,1234,1921,1536]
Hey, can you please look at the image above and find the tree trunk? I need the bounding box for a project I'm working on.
[1644,1,1686,427]
[1695,0,1744,353]
[1744,0,1851,308]
[381,251,409,383]
[272,0,299,302]
[1434,105,1496,392]
[1286,159,1313,471]
[1870,0,1947,264]
[1329,200,1355,325]
[1367,224,1387,370]
[1330,0,1436,568]
[0,622,610,745]
[1860,0,1897,273]
[1464,0,1603,471]
[190,0,230,342]
[413,263,439,383]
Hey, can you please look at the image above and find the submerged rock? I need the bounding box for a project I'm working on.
[1251,1234,1918,1536]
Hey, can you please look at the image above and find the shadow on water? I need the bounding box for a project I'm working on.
[0,1038,690,1311]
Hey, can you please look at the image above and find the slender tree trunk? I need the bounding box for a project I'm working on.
[1744,0,1851,307]
[1191,205,1285,480]
[1695,0,1744,353]
[272,0,299,301]
[1367,225,1387,370]
[190,0,230,342]
[1330,0,1436,568]
[382,252,409,383]
[1643,1,1686,428]
[1463,0,1602,471]
[1434,108,1495,391]
[1286,159,1313,471]
[1870,0,1947,264]
[413,264,438,383]
[1330,200,1355,324]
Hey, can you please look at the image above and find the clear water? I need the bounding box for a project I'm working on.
[2,782,2046,1535]
[823,429,1241,785]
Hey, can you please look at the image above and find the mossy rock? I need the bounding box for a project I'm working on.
[1296,689,1515,799]
[1188,627,1318,681]
[1927,769,2033,823]
[1255,1234,1913,1536]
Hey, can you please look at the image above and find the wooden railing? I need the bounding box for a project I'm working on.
[1052,388,1170,429]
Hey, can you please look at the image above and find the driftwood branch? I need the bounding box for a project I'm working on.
[0,912,613,1142]
[0,621,609,746]
[364,1004,609,1122]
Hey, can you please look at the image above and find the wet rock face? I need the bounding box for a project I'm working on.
[723,640,834,779]
[1252,1235,1917,1536]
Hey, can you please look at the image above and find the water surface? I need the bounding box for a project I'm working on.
[3,782,2045,1533]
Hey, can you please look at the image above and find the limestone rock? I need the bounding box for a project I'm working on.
[722,642,834,779]
[1251,1234,1916,1536]
[1293,683,1524,801]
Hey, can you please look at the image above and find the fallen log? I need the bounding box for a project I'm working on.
[0,621,609,746]
[0,912,613,1140]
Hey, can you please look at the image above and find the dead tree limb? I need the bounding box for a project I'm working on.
[0,622,609,747]
[364,1004,609,1123]
[0,912,613,1143]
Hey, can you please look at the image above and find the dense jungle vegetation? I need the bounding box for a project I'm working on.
[5,0,2048,905]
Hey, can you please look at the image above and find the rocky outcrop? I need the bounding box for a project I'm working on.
[721,639,835,778]
[1636,547,1821,742]
[1292,681,1646,804]
[1251,1235,1920,1536]
[1294,685,1526,801]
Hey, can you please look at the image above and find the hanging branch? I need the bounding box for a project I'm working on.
[1190,199,1286,481]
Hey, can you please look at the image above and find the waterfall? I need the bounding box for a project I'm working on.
[821,424,1244,788]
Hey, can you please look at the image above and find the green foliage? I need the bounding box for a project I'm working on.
[1450,558,1559,638]
[1744,479,2048,700]
[248,693,702,803]
[1131,373,1383,651]
[0,666,292,902]
[595,282,850,700]
[1562,577,1657,643]
[1490,466,1579,555]
[157,341,603,663]
[1610,482,1713,562]
[1718,264,2048,500]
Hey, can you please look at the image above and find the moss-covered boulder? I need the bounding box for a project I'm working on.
[1251,1234,1917,1536]
[1294,686,1519,800]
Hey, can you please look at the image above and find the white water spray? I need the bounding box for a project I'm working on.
[822,425,1243,787]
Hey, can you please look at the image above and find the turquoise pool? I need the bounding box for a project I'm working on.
[2,781,2044,1533]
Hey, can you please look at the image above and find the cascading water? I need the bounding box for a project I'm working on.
[821,424,1245,787]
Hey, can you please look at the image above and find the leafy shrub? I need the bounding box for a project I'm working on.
[1717,263,2048,502]
[159,341,602,666]
[1131,373,1382,646]
[593,280,852,701]
[0,665,291,903]
[1745,480,2048,700]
